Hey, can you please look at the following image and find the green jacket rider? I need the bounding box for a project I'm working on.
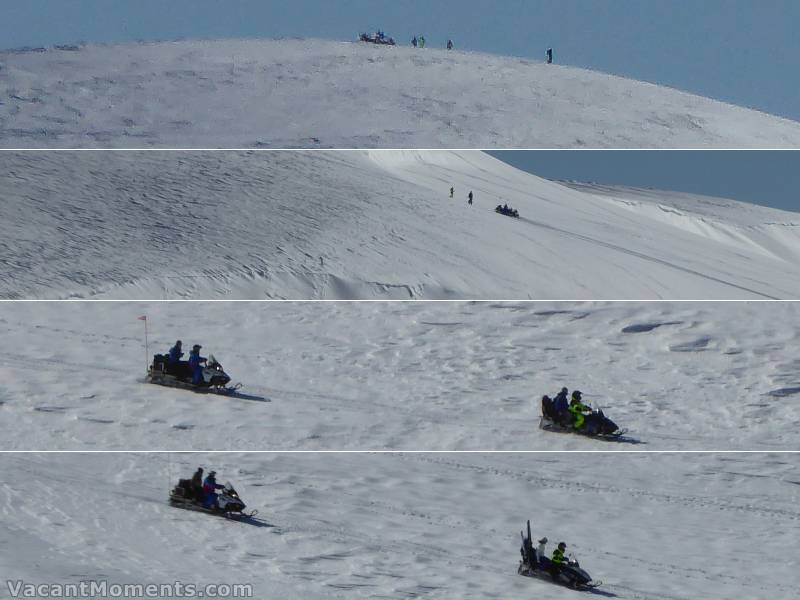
[568,390,591,429]
[552,542,567,567]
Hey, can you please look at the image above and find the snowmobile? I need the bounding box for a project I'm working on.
[170,479,257,519]
[540,396,626,439]
[495,204,520,218]
[147,353,241,394]
[518,520,601,590]
[359,32,396,45]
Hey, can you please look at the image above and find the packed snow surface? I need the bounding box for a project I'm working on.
[1,301,798,451]
[3,39,800,148]
[2,150,800,300]
[2,452,798,599]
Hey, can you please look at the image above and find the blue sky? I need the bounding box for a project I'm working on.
[3,0,800,122]
[489,151,800,213]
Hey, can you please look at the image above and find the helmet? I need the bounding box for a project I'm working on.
[208,470,216,478]
[538,537,548,544]
[193,344,202,350]
[572,390,582,400]
[176,340,182,346]
[558,542,567,550]
[542,395,550,401]
[561,387,568,393]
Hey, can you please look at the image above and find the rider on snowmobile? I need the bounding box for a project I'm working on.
[202,471,225,508]
[188,344,207,385]
[191,467,204,500]
[568,391,591,429]
[550,541,568,577]
[168,340,184,364]
[553,387,569,422]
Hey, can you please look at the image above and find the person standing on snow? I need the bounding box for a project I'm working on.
[419,35,426,48]
[450,186,454,198]
[447,39,453,50]
[188,344,207,385]
[568,390,591,429]
[546,48,553,64]
[468,190,473,205]
[202,470,225,508]
[412,36,417,48]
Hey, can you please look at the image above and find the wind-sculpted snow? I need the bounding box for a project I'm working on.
[1,301,798,451]
[2,453,797,599]
[2,150,800,300]
[3,39,800,148]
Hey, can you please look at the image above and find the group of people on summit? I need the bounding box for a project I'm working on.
[167,340,207,384]
[541,388,592,430]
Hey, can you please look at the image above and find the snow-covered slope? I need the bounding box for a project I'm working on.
[3,39,800,148]
[2,301,798,451]
[2,150,799,299]
[3,452,797,599]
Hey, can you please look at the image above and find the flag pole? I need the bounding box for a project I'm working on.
[139,315,149,375]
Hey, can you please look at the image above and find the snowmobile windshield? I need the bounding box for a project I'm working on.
[208,354,218,366]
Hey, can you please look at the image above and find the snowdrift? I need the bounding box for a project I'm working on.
[3,38,800,148]
[1,301,798,451]
[3,453,797,599]
[2,150,800,299]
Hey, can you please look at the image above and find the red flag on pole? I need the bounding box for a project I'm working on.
[137,315,147,321]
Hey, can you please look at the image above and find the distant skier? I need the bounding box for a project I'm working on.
[447,39,453,50]
[202,470,225,508]
[167,340,184,364]
[468,190,473,205]
[546,48,553,64]
[188,344,207,385]
[412,36,418,48]
[568,390,591,429]
[449,186,454,198]
[419,35,426,48]
[191,467,204,500]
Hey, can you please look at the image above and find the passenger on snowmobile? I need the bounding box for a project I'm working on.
[537,537,549,568]
[191,467,204,500]
[188,344,207,385]
[168,340,184,364]
[568,391,591,429]
[202,471,225,508]
[553,388,569,423]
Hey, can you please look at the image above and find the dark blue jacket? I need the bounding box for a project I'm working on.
[168,345,184,363]
[188,351,206,370]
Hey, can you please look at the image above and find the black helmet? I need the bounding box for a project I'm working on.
[558,542,567,550]
[538,537,548,544]
[208,470,216,477]
[193,344,202,350]
[561,387,568,393]
[572,390,582,400]
[176,340,182,346]
[542,395,550,401]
